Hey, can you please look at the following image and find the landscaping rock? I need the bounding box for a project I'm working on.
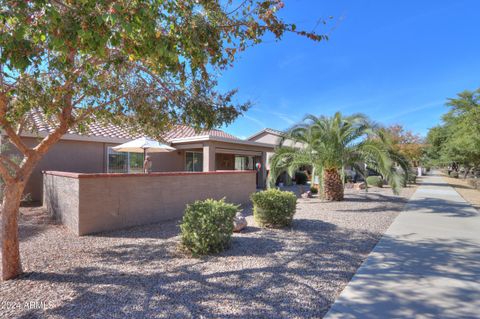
[301,191,313,199]
[354,182,366,190]
[345,182,354,189]
[233,212,247,232]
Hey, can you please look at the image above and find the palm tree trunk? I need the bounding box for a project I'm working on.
[323,168,344,201]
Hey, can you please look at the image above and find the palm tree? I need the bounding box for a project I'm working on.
[269,112,408,201]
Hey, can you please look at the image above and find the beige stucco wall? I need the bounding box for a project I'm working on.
[23,138,105,201]
[2,136,271,202]
[43,171,256,235]
[249,131,283,145]
[43,173,80,234]
[5,137,185,201]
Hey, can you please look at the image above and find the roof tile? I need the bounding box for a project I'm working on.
[24,109,239,142]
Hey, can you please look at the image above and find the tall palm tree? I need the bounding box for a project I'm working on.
[269,112,408,201]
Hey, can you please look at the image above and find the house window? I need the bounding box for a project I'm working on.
[107,147,144,173]
[186,151,203,172]
[235,155,254,170]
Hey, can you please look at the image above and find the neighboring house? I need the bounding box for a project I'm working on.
[247,128,305,170]
[247,128,307,185]
[3,110,273,202]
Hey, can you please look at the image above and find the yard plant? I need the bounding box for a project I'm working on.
[251,189,297,228]
[269,113,409,201]
[180,198,238,256]
[0,0,326,279]
[366,176,383,187]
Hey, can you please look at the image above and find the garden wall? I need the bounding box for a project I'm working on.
[43,170,256,235]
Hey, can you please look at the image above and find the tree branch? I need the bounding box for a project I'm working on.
[0,154,20,172]
[0,93,32,156]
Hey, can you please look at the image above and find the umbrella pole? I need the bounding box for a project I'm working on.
[143,148,146,173]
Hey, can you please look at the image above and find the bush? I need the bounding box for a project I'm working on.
[294,171,308,185]
[366,176,383,187]
[449,171,459,178]
[407,172,417,184]
[310,186,319,194]
[180,198,239,256]
[251,189,297,228]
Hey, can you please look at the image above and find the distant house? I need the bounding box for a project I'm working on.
[247,128,305,168]
[3,110,273,201]
[247,128,307,184]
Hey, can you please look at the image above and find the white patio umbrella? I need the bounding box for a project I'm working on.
[112,137,176,171]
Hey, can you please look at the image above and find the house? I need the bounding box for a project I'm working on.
[247,128,308,184]
[6,111,273,202]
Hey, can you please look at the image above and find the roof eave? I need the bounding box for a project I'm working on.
[170,135,274,149]
[17,131,134,144]
[246,128,284,141]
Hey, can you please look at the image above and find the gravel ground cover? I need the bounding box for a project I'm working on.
[441,175,480,211]
[1,186,416,319]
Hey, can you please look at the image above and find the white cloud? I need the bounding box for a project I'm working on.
[243,115,266,128]
[379,100,444,122]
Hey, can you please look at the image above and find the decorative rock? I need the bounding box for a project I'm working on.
[301,191,313,199]
[345,182,354,189]
[353,182,366,190]
[233,212,247,232]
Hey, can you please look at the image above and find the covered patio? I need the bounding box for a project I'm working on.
[169,136,273,188]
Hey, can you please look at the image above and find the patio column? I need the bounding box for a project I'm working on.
[203,142,216,172]
[258,151,267,188]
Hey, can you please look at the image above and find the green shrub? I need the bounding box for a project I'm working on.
[180,198,239,256]
[294,171,308,185]
[407,173,417,184]
[366,176,383,187]
[449,171,459,178]
[251,189,297,228]
[310,186,318,194]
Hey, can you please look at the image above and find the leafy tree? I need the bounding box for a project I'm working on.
[384,124,425,166]
[424,88,480,173]
[0,0,326,280]
[269,113,406,201]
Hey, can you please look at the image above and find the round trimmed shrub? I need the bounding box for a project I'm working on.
[180,198,239,256]
[366,176,383,187]
[294,171,308,185]
[310,186,319,194]
[251,189,297,228]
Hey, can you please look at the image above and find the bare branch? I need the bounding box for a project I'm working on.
[0,159,14,184]
[0,155,20,177]
[0,93,32,156]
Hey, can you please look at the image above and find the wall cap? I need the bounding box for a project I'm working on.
[42,170,256,179]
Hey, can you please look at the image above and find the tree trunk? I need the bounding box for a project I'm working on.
[1,182,25,280]
[323,168,344,201]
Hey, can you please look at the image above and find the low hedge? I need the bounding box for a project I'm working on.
[251,189,297,228]
[180,198,239,256]
[366,176,383,187]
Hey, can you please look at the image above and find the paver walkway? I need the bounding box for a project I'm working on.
[325,172,480,319]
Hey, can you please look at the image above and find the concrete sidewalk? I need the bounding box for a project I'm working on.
[325,173,480,319]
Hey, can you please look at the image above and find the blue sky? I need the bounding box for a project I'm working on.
[218,0,480,139]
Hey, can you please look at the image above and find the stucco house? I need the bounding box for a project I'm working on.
[247,128,308,184]
[6,110,273,202]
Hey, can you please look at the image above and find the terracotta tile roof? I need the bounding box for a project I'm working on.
[24,109,239,142]
[162,125,239,141]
